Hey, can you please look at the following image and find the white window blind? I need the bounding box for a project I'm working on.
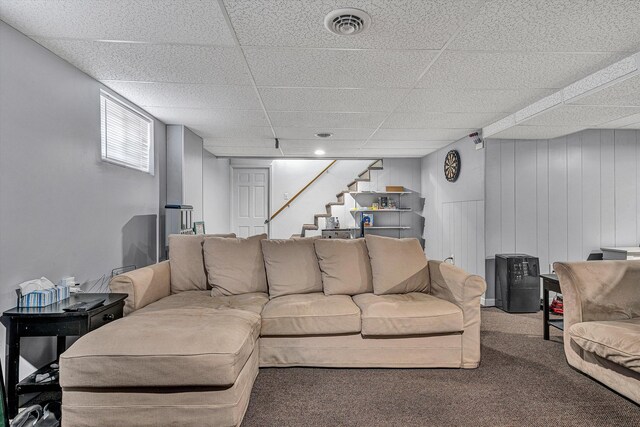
[100,91,153,174]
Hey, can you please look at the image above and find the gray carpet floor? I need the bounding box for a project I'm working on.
[242,308,640,426]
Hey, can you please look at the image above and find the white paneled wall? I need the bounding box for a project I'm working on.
[421,138,485,278]
[485,129,640,286]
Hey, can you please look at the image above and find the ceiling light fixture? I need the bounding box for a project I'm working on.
[315,132,333,138]
[324,8,371,36]
[314,149,326,156]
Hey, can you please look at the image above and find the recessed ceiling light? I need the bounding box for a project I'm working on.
[314,149,326,156]
[324,8,371,36]
[315,132,333,138]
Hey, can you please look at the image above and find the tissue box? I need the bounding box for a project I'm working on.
[17,286,70,308]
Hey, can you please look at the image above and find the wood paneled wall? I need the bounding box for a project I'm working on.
[485,129,640,282]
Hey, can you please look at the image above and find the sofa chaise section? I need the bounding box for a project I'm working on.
[61,261,265,427]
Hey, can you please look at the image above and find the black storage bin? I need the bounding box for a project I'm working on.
[495,254,540,313]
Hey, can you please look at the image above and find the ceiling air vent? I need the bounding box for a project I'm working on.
[324,8,371,36]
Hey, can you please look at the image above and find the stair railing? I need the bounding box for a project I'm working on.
[265,160,337,224]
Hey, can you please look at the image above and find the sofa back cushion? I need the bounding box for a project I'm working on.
[314,239,373,295]
[261,239,323,298]
[203,234,268,296]
[168,233,235,293]
[365,234,429,295]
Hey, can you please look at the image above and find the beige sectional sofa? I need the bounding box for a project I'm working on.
[60,234,486,426]
[554,260,640,404]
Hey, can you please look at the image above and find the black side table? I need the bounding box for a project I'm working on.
[541,274,563,340]
[1,293,127,418]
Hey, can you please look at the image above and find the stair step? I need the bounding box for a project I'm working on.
[368,159,383,170]
[315,213,332,218]
[354,177,369,182]
[302,224,318,230]
[336,191,347,198]
[358,169,370,179]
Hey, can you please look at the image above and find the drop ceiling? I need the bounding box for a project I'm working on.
[2,0,640,157]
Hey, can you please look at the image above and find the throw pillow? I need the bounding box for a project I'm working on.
[365,234,429,295]
[203,234,268,296]
[261,239,323,298]
[314,239,373,295]
[168,233,235,293]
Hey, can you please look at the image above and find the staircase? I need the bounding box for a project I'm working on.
[297,159,383,237]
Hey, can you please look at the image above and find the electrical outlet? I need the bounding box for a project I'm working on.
[284,192,289,200]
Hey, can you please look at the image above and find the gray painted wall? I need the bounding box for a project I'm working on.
[421,138,485,280]
[203,151,231,234]
[0,21,165,375]
[166,125,203,221]
[485,129,640,300]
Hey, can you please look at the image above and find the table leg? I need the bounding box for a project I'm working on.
[543,284,550,341]
[5,321,20,419]
[56,336,66,359]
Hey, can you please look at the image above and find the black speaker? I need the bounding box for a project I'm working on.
[495,254,540,313]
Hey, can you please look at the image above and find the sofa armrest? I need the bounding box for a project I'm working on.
[428,260,486,307]
[428,260,486,368]
[109,260,171,315]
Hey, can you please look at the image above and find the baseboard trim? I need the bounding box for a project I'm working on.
[481,297,495,307]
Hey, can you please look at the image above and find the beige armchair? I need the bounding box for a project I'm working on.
[554,260,640,404]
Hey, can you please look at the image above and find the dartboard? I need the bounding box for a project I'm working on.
[444,150,460,182]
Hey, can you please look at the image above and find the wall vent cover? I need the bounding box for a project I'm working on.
[324,8,371,36]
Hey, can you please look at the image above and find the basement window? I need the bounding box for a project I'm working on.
[100,90,153,174]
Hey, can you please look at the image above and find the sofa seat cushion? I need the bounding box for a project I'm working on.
[569,318,640,373]
[60,308,260,388]
[352,292,463,336]
[135,291,269,316]
[260,293,361,336]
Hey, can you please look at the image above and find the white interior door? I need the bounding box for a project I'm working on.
[232,168,269,238]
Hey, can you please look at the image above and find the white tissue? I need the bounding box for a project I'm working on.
[18,277,55,295]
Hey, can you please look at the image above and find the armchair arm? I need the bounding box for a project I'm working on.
[554,261,640,325]
[109,260,171,315]
[428,260,486,368]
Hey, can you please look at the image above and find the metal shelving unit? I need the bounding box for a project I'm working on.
[349,191,422,241]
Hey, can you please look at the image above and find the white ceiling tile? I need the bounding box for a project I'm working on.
[598,112,640,128]
[568,73,640,106]
[490,125,586,140]
[260,87,409,112]
[363,140,451,149]
[275,128,372,140]
[204,138,275,149]
[103,82,262,110]
[269,111,386,129]
[398,88,555,113]
[145,108,269,128]
[383,112,503,129]
[449,0,640,52]
[522,105,640,127]
[359,148,436,157]
[205,146,283,157]
[0,0,235,45]
[33,39,251,85]
[417,51,627,90]
[197,127,274,139]
[223,0,482,49]
[245,48,437,88]
[372,128,473,141]
[281,145,434,158]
